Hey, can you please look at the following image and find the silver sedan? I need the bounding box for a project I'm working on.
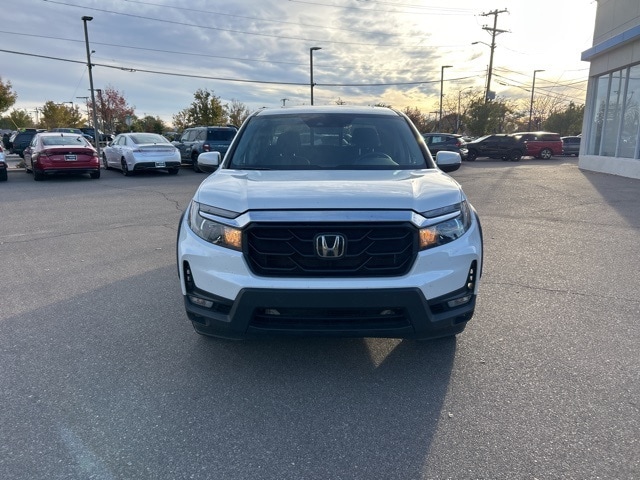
[102,133,181,176]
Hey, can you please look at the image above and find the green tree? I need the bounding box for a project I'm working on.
[172,110,189,132]
[6,109,34,130]
[174,89,228,129]
[466,98,513,136]
[226,99,250,128]
[39,101,84,129]
[132,115,166,134]
[0,77,18,115]
[543,102,585,136]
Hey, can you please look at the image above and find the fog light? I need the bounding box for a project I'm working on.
[189,295,214,308]
[447,295,472,308]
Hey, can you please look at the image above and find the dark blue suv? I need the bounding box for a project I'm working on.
[173,126,237,172]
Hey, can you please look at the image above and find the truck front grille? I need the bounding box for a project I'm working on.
[245,222,417,277]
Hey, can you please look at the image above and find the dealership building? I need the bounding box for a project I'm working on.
[580,0,640,179]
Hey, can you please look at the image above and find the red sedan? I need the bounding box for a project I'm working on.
[24,132,100,181]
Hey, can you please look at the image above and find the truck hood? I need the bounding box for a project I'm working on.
[194,169,464,214]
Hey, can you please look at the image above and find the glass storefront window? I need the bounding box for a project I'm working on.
[601,71,625,156]
[588,75,609,155]
[588,64,640,159]
[619,65,640,158]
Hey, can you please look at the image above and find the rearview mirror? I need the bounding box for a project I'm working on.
[197,151,221,173]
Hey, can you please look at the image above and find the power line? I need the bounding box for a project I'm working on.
[0,47,467,88]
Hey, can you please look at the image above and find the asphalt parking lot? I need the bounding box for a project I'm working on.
[0,153,638,479]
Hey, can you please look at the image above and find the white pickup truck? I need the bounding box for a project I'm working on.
[176,106,483,340]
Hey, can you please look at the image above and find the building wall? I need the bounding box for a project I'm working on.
[580,0,640,179]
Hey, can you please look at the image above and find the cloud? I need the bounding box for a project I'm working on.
[1,0,595,127]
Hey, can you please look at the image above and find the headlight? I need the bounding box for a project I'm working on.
[419,201,471,250]
[188,201,242,250]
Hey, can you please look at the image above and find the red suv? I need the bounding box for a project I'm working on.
[512,132,562,159]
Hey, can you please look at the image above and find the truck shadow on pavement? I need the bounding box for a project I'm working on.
[1,265,456,480]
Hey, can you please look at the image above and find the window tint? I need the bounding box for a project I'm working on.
[207,130,236,141]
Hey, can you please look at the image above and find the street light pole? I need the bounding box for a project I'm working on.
[310,47,321,105]
[439,65,452,131]
[528,69,545,131]
[82,15,101,159]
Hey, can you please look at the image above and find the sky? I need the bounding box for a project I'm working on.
[1,0,598,128]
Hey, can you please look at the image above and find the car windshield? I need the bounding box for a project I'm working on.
[42,135,88,146]
[129,133,169,144]
[227,113,428,170]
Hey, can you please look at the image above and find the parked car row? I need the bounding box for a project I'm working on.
[464,131,563,161]
[421,131,580,163]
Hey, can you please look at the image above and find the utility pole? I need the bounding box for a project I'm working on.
[480,9,508,103]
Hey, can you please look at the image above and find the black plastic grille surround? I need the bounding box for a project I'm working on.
[244,222,418,277]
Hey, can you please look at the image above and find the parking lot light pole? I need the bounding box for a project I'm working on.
[82,15,101,159]
[528,69,545,131]
[310,47,321,105]
[439,65,452,131]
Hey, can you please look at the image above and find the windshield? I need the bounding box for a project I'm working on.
[227,113,428,170]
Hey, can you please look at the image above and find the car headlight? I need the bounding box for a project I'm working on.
[419,201,472,250]
[188,201,242,250]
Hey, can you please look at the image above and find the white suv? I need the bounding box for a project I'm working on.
[177,106,483,340]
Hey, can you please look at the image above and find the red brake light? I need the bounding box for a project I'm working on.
[203,143,211,152]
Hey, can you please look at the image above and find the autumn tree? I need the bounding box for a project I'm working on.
[0,77,17,115]
[402,106,428,132]
[441,88,484,133]
[39,101,84,129]
[85,85,134,134]
[227,99,250,128]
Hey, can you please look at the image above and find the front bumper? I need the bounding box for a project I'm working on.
[184,286,475,340]
[177,212,482,340]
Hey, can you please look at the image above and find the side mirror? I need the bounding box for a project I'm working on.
[197,151,221,173]
[435,151,461,172]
